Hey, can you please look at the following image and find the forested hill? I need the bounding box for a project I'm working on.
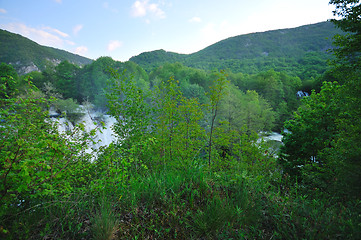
[0,29,92,74]
[130,21,343,78]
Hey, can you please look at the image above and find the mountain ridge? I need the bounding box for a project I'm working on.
[1,21,342,78]
[0,29,93,74]
[130,21,343,77]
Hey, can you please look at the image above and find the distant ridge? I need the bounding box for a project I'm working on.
[1,21,343,78]
[130,21,343,77]
[0,29,93,74]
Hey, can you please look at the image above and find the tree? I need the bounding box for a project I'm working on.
[106,68,152,169]
[176,96,205,163]
[279,82,341,179]
[218,85,275,133]
[279,0,361,198]
[330,0,361,65]
[207,70,229,166]
[153,76,182,166]
[0,63,18,99]
[0,78,93,209]
[328,0,361,197]
[54,61,80,99]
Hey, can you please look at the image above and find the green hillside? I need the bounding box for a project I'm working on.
[0,29,92,74]
[130,21,343,79]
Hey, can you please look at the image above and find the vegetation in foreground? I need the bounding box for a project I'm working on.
[1,0,361,239]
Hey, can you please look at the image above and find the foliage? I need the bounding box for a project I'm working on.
[54,61,80,99]
[0,77,95,218]
[20,58,298,134]
[130,22,341,79]
[279,0,361,201]
[0,63,18,99]
[218,85,276,133]
[330,0,361,65]
[91,197,119,240]
[1,64,360,240]
[230,69,302,130]
[152,76,183,166]
[0,29,91,74]
[280,82,340,178]
[90,68,152,193]
[206,70,229,165]
[2,4,361,238]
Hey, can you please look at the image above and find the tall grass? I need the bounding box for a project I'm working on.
[2,157,360,239]
[91,197,119,240]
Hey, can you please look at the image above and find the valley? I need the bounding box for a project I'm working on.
[1,4,361,238]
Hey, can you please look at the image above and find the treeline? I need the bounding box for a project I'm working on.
[130,21,340,79]
[22,57,316,131]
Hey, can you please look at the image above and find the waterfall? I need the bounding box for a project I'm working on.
[296,91,309,98]
[258,131,283,142]
[50,106,117,153]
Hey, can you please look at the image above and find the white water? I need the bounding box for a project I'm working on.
[258,132,283,143]
[296,91,309,98]
[50,107,117,153]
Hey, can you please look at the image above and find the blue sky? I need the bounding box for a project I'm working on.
[0,0,335,61]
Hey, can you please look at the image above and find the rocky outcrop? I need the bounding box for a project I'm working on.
[19,62,40,75]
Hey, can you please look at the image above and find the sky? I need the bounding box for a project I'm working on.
[0,0,336,61]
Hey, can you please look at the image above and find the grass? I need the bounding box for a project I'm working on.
[1,158,360,239]
[91,198,119,240]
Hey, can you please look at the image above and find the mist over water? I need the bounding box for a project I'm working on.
[51,107,117,153]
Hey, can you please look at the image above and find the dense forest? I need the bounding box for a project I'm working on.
[1,0,361,239]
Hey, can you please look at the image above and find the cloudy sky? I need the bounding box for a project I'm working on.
[0,0,335,61]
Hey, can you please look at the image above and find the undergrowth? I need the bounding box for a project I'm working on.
[2,158,360,239]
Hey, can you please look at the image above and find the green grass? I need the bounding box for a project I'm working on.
[1,158,360,239]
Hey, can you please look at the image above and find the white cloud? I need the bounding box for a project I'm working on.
[103,1,119,13]
[148,2,165,18]
[0,8,7,14]
[75,46,88,55]
[131,0,165,19]
[66,40,75,46]
[131,1,147,17]
[1,22,70,48]
[43,26,69,38]
[73,24,83,35]
[189,17,201,23]
[55,0,62,3]
[107,40,123,52]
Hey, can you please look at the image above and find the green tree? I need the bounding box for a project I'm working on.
[0,78,93,209]
[175,96,206,164]
[207,70,229,166]
[279,0,361,197]
[105,68,152,170]
[218,84,275,133]
[330,0,361,65]
[153,76,182,167]
[328,0,361,197]
[279,82,341,179]
[54,60,80,99]
[243,90,275,132]
[0,63,18,99]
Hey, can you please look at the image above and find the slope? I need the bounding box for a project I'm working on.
[0,29,92,74]
[130,21,343,78]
